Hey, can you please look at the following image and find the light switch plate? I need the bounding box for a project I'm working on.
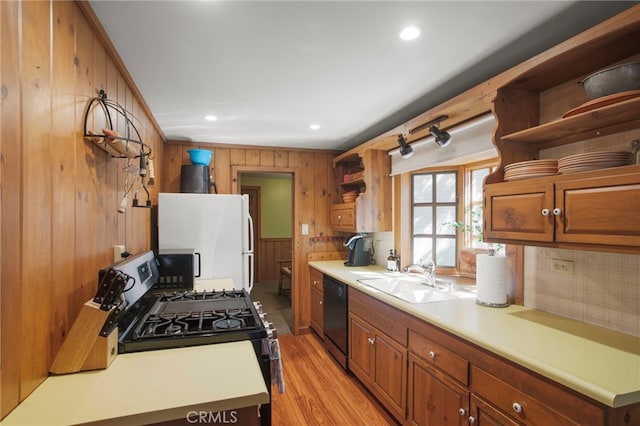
[301,224,309,235]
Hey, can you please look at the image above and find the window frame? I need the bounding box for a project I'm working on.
[398,159,498,275]
[410,170,458,268]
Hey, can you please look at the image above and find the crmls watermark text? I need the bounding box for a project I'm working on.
[187,410,238,424]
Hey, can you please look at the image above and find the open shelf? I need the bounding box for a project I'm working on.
[501,96,640,145]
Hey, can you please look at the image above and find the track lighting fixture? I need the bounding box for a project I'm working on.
[429,125,452,147]
[397,134,414,159]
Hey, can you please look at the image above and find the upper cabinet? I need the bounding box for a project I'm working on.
[483,6,640,253]
[331,150,392,233]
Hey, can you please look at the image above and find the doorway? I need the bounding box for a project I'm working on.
[239,172,294,335]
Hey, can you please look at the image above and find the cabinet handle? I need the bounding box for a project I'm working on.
[367,338,375,345]
[553,208,562,216]
[338,215,342,221]
[428,350,436,360]
[512,402,523,413]
[541,208,550,216]
[319,301,322,305]
[468,416,476,424]
[458,408,466,416]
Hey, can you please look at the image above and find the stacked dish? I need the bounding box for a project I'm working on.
[558,151,633,174]
[503,159,558,181]
[342,190,358,202]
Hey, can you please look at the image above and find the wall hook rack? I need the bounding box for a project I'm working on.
[83,89,152,159]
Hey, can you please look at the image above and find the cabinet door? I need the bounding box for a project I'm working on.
[373,332,407,421]
[470,394,521,426]
[408,355,469,426]
[330,204,356,232]
[348,314,374,383]
[555,173,640,246]
[484,181,555,242]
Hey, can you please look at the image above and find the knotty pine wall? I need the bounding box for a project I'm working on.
[162,143,348,334]
[1,1,164,418]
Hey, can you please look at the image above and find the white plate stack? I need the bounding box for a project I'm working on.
[503,159,558,181]
[558,151,633,174]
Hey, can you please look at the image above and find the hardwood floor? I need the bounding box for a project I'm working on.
[272,333,398,426]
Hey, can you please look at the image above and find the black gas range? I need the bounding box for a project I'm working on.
[101,250,273,425]
[117,288,267,354]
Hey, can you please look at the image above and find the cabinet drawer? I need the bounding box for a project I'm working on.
[350,289,408,346]
[409,330,468,386]
[471,366,604,426]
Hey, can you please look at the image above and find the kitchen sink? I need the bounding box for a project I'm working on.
[357,274,476,304]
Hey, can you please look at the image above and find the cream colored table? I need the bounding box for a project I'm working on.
[2,341,269,425]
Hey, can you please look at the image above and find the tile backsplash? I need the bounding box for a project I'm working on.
[526,129,640,337]
[524,247,639,337]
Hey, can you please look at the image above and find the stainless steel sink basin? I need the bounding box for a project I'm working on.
[357,275,476,304]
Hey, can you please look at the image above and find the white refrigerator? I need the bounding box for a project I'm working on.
[158,193,254,292]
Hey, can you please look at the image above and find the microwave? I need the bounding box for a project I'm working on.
[155,248,201,292]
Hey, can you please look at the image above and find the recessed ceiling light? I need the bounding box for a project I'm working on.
[400,26,420,41]
[205,115,217,121]
[309,124,320,130]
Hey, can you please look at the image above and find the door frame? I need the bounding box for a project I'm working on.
[232,166,296,331]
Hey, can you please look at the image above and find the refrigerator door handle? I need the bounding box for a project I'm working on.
[194,252,201,278]
[247,252,254,293]
[245,209,255,292]
[247,213,254,254]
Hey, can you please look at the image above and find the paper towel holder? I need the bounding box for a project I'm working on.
[475,250,509,308]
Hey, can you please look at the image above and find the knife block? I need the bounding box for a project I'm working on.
[49,300,119,374]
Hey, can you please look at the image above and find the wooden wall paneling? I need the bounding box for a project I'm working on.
[294,152,315,330]
[50,0,79,364]
[21,0,54,398]
[246,148,260,166]
[114,73,128,245]
[130,96,149,254]
[211,146,230,194]
[92,29,111,266]
[274,150,288,168]
[74,9,100,311]
[257,239,292,281]
[311,153,333,252]
[1,0,23,417]
[1,1,166,418]
[162,144,183,194]
[259,149,275,167]
[104,56,119,245]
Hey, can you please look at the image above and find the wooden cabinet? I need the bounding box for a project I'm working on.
[484,166,640,249]
[470,365,606,426]
[349,289,408,422]
[329,203,356,232]
[331,149,392,233]
[470,394,521,426]
[482,7,640,253]
[408,354,469,426]
[408,327,471,426]
[309,267,323,337]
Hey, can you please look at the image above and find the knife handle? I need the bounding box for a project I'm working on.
[94,268,116,304]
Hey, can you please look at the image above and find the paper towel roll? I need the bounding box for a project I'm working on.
[476,254,508,307]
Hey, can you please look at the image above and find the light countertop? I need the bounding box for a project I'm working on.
[309,260,640,408]
[2,341,269,425]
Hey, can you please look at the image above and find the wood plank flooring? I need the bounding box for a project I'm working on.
[272,333,398,425]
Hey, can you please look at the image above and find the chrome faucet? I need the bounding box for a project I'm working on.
[402,256,436,287]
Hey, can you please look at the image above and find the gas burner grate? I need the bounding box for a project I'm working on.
[133,307,257,339]
[156,289,246,302]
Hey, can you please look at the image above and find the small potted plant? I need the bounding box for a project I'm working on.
[445,207,503,278]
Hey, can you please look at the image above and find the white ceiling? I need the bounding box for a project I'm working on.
[89,1,634,151]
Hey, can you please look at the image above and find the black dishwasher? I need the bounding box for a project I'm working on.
[323,275,348,369]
